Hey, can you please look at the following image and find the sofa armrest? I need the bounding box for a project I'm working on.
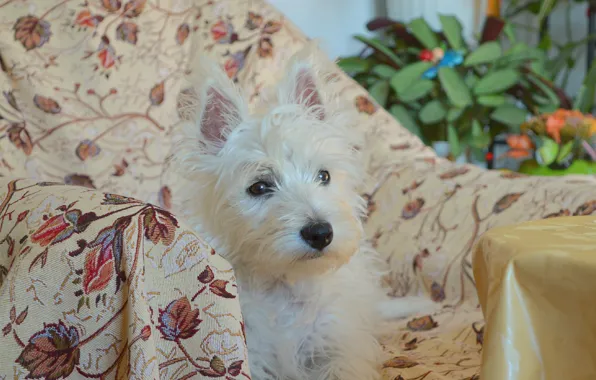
[364,157,596,306]
[0,178,250,379]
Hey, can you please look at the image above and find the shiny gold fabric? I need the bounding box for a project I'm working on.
[473,216,596,380]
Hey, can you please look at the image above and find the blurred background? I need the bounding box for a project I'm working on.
[271,0,589,96]
[271,0,596,175]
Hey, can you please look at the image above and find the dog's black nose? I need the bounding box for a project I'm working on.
[300,221,333,250]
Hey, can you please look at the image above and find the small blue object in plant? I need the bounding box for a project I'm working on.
[440,50,464,68]
[421,50,464,79]
[422,66,438,79]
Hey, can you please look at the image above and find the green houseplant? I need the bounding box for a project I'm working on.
[504,106,596,175]
[338,15,569,162]
[504,0,596,103]
[494,0,596,174]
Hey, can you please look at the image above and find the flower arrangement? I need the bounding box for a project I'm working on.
[506,109,596,173]
[338,15,567,162]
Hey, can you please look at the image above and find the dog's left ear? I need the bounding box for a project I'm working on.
[278,49,326,120]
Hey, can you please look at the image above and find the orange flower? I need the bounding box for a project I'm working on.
[506,134,533,150]
[526,108,596,140]
[505,134,534,159]
[546,115,565,143]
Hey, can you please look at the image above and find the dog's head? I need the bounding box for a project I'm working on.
[172,47,365,281]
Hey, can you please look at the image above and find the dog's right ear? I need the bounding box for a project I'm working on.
[182,58,247,154]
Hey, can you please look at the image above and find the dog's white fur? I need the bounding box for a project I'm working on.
[171,46,435,380]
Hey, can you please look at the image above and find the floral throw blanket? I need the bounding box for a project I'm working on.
[0,178,249,379]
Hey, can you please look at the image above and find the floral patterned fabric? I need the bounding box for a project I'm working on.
[2,1,596,379]
[0,178,249,379]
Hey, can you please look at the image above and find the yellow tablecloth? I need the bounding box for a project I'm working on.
[473,216,596,380]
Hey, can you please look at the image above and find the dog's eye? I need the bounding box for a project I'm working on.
[247,181,273,196]
[317,170,330,185]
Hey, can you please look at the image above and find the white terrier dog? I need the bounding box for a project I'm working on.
[171,47,434,380]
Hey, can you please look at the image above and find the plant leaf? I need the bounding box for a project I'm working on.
[368,80,389,107]
[530,56,548,78]
[438,67,472,107]
[471,119,483,137]
[372,64,398,79]
[419,100,446,124]
[337,57,371,74]
[355,74,377,87]
[537,137,558,166]
[538,34,552,51]
[398,79,435,102]
[526,74,560,107]
[573,85,586,111]
[439,15,464,50]
[390,62,434,94]
[503,23,517,43]
[477,94,506,106]
[465,73,479,88]
[354,35,403,67]
[447,107,465,122]
[469,119,491,148]
[409,18,439,49]
[532,93,550,104]
[526,1,543,14]
[556,141,574,164]
[500,42,545,66]
[546,45,574,79]
[574,59,596,113]
[538,103,558,114]
[473,69,520,95]
[464,41,502,66]
[447,124,462,157]
[490,104,528,128]
[390,105,423,139]
[537,0,556,25]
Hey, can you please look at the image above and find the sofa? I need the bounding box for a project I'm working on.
[2,1,596,378]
